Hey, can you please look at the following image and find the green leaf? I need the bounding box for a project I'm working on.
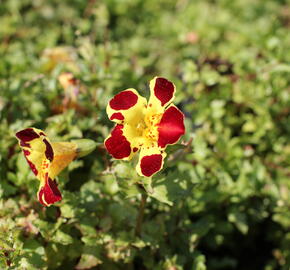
[228,212,248,234]
[21,239,46,269]
[51,230,74,245]
[75,246,102,270]
[150,171,192,205]
[150,182,173,206]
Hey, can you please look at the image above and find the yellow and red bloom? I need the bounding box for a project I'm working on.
[16,128,96,206]
[58,72,80,110]
[41,46,79,72]
[105,77,185,177]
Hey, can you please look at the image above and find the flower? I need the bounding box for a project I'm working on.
[58,72,79,90]
[105,77,185,177]
[16,128,96,206]
[41,46,79,72]
[58,72,80,110]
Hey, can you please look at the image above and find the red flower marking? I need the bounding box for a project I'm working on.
[43,138,54,162]
[20,141,30,148]
[105,124,131,159]
[23,149,30,156]
[158,106,185,148]
[154,78,174,106]
[140,154,163,177]
[39,132,46,136]
[38,177,62,206]
[38,189,45,205]
[133,147,138,152]
[24,156,38,176]
[110,112,124,120]
[68,77,78,85]
[109,90,138,110]
[16,128,40,142]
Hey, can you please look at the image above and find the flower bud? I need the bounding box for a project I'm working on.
[73,139,97,157]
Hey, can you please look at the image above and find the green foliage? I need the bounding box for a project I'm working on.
[0,0,290,269]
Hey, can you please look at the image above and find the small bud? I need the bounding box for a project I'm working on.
[73,139,97,157]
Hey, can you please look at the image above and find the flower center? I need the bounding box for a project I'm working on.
[143,113,162,141]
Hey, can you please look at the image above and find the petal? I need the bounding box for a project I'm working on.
[23,153,39,176]
[104,124,134,160]
[16,128,51,179]
[148,77,176,111]
[136,147,166,177]
[107,88,147,125]
[38,176,62,206]
[16,128,40,142]
[157,105,185,148]
[109,89,138,110]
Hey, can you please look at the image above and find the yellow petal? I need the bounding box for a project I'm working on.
[148,77,176,113]
[136,145,166,177]
[104,124,141,161]
[15,128,52,181]
[107,88,147,125]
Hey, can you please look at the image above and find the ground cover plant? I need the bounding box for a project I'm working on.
[0,0,290,269]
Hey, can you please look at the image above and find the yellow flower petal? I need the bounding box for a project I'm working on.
[105,124,141,161]
[16,128,51,181]
[148,77,176,113]
[136,146,166,177]
[106,88,147,125]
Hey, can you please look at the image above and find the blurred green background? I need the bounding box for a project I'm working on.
[0,0,290,269]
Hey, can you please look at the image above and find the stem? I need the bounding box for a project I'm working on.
[135,193,147,237]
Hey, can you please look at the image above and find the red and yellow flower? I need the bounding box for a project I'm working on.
[105,77,185,177]
[16,128,96,206]
[41,46,79,72]
[58,72,80,110]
